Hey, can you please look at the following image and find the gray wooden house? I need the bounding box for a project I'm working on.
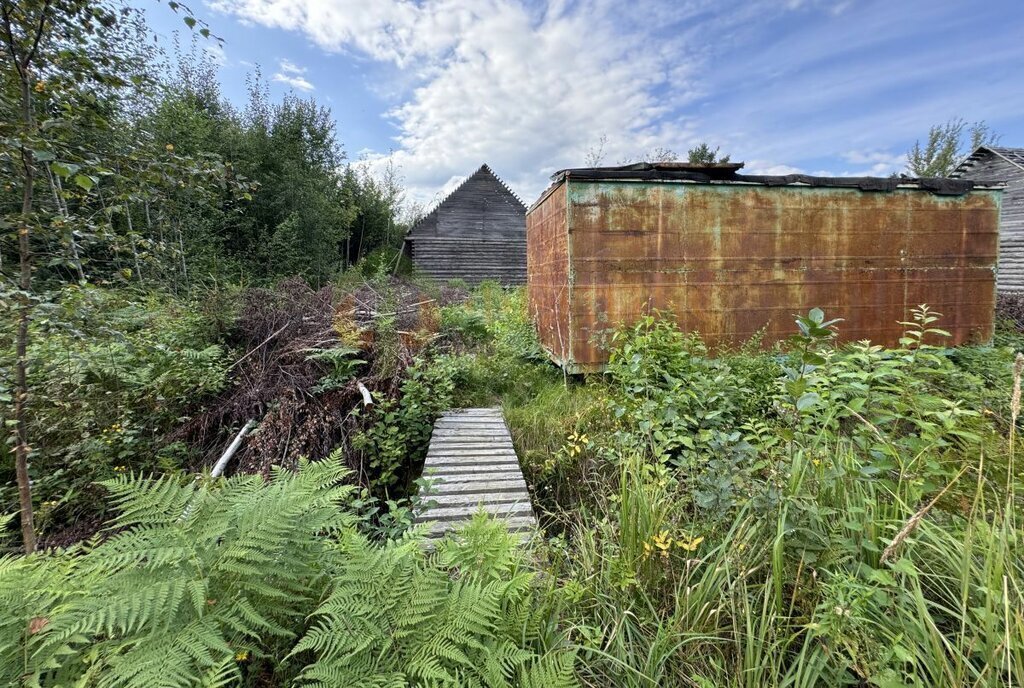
[953,146,1024,292]
[405,164,526,285]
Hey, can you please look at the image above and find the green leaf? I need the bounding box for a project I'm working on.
[866,568,896,586]
[891,558,918,577]
[803,351,826,366]
[73,173,95,191]
[796,392,819,412]
[785,378,807,398]
[51,161,79,178]
[183,16,196,29]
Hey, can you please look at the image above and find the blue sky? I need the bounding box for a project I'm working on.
[139,0,1024,209]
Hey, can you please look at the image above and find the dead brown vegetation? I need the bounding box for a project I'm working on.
[172,276,446,482]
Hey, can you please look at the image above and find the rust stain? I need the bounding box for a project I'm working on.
[527,179,1000,373]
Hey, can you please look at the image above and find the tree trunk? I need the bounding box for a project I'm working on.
[126,204,143,282]
[176,218,187,288]
[14,71,37,554]
[47,166,84,282]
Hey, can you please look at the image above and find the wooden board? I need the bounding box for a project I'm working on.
[414,407,538,540]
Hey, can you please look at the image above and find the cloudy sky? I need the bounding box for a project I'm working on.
[141,0,1024,208]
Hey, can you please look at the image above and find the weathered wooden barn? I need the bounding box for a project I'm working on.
[952,146,1024,292]
[527,163,1002,372]
[404,164,527,285]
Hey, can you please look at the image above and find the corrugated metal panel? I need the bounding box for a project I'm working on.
[528,179,1000,373]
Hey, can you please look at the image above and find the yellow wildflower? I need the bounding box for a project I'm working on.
[676,535,705,552]
[652,531,673,558]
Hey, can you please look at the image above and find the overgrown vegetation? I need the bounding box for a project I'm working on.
[437,290,1024,686]
[0,0,412,551]
[1,456,575,686]
[7,281,1023,685]
[3,1,1024,686]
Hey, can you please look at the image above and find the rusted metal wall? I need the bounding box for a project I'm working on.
[526,182,571,364]
[528,179,1000,373]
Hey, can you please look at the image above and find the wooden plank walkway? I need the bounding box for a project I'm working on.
[414,408,537,540]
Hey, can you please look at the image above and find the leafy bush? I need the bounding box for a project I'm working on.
[440,306,490,344]
[352,355,458,492]
[0,456,576,687]
[538,305,1024,686]
[0,285,230,537]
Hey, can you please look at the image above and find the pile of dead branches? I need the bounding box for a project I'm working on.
[997,292,1024,331]
[172,276,441,480]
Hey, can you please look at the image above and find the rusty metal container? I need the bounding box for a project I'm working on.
[526,165,1002,373]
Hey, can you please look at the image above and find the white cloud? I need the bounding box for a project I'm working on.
[204,42,228,66]
[210,0,716,203]
[743,160,804,176]
[821,150,907,177]
[209,0,1024,204]
[272,57,315,91]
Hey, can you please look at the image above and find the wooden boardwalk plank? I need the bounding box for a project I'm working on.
[416,407,538,540]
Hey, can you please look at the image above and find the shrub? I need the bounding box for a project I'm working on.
[0,285,229,538]
[0,457,577,687]
[351,355,457,492]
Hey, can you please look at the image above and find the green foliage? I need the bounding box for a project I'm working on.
[0,454,357,686]
[0,285,231,533]
[293,513,577,688]
[906,117,1000,177]
[603,315,778,514]
[686,141,731,164]
[1,459,575,687]
[352,356,458,491]
[304,345,365,394]
[536,303,1024,686]
[441,306,491,345]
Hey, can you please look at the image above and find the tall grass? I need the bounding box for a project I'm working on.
[439,290,1024,685]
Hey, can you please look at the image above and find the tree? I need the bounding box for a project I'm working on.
[687,142,731,164]
[0,0,54,553]
[1,0,221,552]
[584,134,607,167]
[906,118,1000,177]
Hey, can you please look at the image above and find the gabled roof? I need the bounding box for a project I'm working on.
[406,164,525,237]
[952,146,1024,177]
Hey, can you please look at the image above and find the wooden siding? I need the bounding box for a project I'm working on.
[407,165,526,285]
[954,151,1024,292]
[528,178,999,373]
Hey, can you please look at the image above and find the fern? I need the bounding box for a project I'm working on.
[293,513,578,688]
[0,452,355,686]
[0,465,577,687]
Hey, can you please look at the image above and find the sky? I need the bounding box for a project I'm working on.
[138,0,1024,210]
